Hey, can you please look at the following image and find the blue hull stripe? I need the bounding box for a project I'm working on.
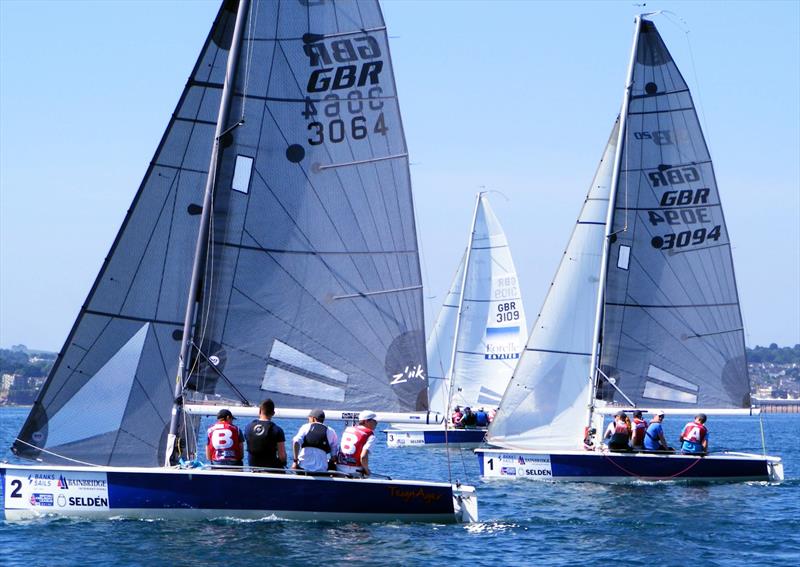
[106,471,455,515]
[549,453,768,479]
[422,430,487,445]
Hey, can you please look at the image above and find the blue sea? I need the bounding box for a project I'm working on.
[1,407,798,566]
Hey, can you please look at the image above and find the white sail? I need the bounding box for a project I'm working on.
[427,194,527,417]
[426,254,465,415]
[487,121,618,449]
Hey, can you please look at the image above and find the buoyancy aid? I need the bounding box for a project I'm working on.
[632,417,647,446]
[337,424,374,467]
[302,422,332,453]
[207,421,244,462]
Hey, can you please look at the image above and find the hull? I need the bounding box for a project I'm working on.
[385,426,487,448]
[1,465,477,523]
[475,448,784,483]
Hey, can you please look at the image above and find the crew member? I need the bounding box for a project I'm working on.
[452,406,463,427]
[292,409,339,472]
[475,407,489,427]
[679,413,709,454]
[245,399,286,470]
[461,407,477,427]
[206,408,244,467]
[643,410,672,452]
[336,410,377,477]
[604,410,631,451]
[631,410,648,450]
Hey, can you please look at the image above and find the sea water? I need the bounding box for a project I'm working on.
[1,407,797,566]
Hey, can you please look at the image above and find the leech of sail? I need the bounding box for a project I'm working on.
[317,153,408,171]
[333,285,423,300]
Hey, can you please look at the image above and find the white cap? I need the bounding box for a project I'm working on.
[359,410,377,422]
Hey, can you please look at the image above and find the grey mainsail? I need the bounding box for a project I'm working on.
[598,19,749,410]
[190,1,428,412]
[12,3,240,466]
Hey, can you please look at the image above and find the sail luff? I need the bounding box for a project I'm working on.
[443,192,483,416]
[165,0,251,466]
[585,15,643,428]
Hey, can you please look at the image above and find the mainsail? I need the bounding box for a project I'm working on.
[599,19,750,410]
[190,0,427,413]
[14,0,428,466]
[488,122,618,449]
[12,3,240,466]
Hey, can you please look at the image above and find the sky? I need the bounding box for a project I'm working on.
[0,0,798,353]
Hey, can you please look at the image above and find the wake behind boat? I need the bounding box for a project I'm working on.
[477,15,783,483]
[386,193,527,448]
[3,0,476,522]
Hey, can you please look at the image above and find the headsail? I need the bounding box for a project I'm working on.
[599,19,750,410]
[427,253,465,415]
[447,195,527,411]
[488,121,619,449]
[12,3,240,466]
[188,1,428,412]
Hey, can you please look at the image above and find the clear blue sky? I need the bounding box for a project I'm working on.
[1,0,798,352]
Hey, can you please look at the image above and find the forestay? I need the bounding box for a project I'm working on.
[599,20,750,410]
[188,0,428,413]
[488,122,619,450]
[12,4,241,466]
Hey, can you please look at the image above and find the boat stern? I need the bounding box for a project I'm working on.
[452,483,478,523]
[767,456,784,483]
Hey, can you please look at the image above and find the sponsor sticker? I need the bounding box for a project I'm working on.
[30,493,54,507]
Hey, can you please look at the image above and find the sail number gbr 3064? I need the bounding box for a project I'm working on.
[645,165,723,251]
[302,36,388,146]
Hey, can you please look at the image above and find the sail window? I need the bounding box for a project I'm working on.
[643,364,699,404]
[617,245,631,270]
[261,340,348,402]
[232,155,253,193]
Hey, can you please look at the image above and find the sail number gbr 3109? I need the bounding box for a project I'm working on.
[302,36,388,146]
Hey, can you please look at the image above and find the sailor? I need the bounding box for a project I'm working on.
[336,410,378,477]
[679,413,709,454]
[631,410,648,450]
[487,407,497,423]
[206,408,244,467]
[292,409,339,473]
[244,399,286,471]
[461,407,477,427]
[475,407,489,427]
[604,410,632,451]
[643,410,672,452]
[451,406,464,427]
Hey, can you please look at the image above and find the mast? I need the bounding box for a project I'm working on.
[164,0,251,466]
[585,15,642,429]
[444,192,484,414]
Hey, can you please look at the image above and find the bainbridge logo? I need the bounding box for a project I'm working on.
[57,475,69,490]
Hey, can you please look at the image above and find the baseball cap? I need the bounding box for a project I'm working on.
[615,410,627,418]
[655,410,665,417]
[309,409,325,420]
[216,409,234,420]
[359,410,377,422]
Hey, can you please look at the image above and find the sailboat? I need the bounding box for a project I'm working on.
[476,15,783,482]
[2,0,477,522]
[386,193,527,448]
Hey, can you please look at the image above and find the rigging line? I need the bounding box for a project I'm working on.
[13,438,102,467]
[316,153,408,170]
[332,285,423,300]
[240,0,259,122]
[187,341,251,405]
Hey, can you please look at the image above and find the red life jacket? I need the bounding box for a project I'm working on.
[632,417,647,446]
[337,424,374,467]
[681,422,707,443]
[207,421,244,462]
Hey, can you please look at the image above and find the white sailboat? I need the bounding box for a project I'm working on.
[477,15,783,482]
[3,0,476,522]
[386,193,527,448]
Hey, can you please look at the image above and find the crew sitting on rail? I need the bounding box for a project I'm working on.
[630,410,648,450]
[452,406,463,427]
[206,408,244,467]
[604,410,632,451]
[679,413,709,454]
[475,408,489,427]
[461,407,477,427]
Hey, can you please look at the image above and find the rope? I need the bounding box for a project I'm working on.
[12,438,102,467]
[601,451,703,479]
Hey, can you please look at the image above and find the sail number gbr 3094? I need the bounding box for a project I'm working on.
[302,36,388,146]
[645,165,723,251]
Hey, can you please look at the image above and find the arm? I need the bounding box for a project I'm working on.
[276,441,287,467]
[359,450,370,476]
[291,440,300,468]
[206,442,213,461]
